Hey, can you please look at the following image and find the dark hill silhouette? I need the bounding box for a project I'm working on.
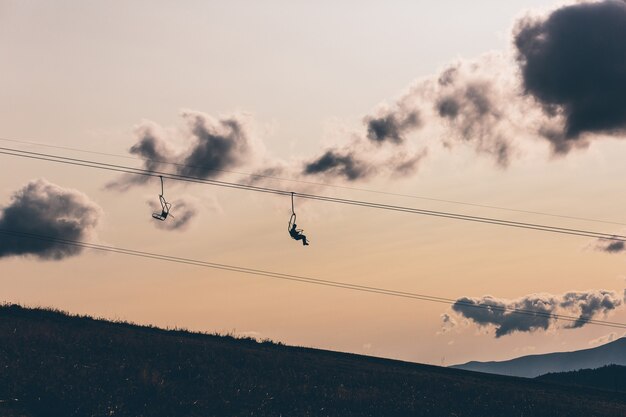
[536,365,626,393]
[1,304,625,417]
[452,338,626,378]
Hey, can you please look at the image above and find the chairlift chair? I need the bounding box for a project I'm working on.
[288,192,309,245]
[152,176,172,221]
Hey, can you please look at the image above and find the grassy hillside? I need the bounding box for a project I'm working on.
[0,304,625,417]
[536,365,626,393]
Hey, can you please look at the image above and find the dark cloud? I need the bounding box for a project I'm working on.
[0,180,101,260]
[605,241,626,253]
[178,111,250,178]
[437,84,492,121]
[110,111,253,190]
[452,294,556,338]
[365,111,420,144]
[303,150,372,181]
[433,63,514,167]
[514,0,626,150]
[129,128,171,171]
[107,125,175,190]
[451,290,623,337]
[594,236,626,254]
[149,198,197,231]
[302,146,429,182]
[560,290,623,328]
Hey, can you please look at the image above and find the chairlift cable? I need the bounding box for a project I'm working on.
[0,146,625,243]
[1,228,625,330]
[1,136,624,227]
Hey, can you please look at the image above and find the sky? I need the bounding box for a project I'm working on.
[2,0,626,365]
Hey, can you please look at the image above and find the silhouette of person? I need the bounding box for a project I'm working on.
[289,223,309,246]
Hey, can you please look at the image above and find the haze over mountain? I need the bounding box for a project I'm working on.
[452,338,626,378]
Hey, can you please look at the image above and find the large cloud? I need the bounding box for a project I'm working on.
[450,289,623,337]
[514,0,626,152]
[304,0,626,180]
[109,110,255,189]
[301,52,527,181]
[0,179,101,260]
[111,2,626,186]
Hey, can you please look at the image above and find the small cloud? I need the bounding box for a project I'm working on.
[365,110,421,144]
[148,196,198,231]
[0,179,101,260]
[438,313,458,335]
[594,236,626,254]
[302,150,373,181]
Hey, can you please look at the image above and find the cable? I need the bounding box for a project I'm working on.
[1,228,625,330]
[1,136,623,226]
[1,146,625,243]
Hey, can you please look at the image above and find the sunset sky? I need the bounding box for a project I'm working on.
[2,0,626,365]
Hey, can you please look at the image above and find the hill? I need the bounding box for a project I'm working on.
[452,338,626,378]
[1,304,625,417]
[536,365,626,393]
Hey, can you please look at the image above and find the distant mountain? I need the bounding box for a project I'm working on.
[452,338,626,378]
[536,365,626,393]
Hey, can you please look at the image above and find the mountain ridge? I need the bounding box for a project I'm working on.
[452,337,626,378]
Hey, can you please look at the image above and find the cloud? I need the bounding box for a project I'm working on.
[560,290,623,328]
[589,233,626,254]
[129,122,174,172]
[319,0,626,174]
[0,179,101,260]
[110,1,626,187]
[109,110,255,190]
[388,149,429,178]
[365,110,420,144]
[343,52,527,173]
[303,150,373,181]
[242,165,288,186]
[514,0,626,151]
[593,235,626,254]
[450,289,623,338]
[148,197,197,231]
[178,110,251,178]
[432,60,517,166]
[438,313,458,335]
